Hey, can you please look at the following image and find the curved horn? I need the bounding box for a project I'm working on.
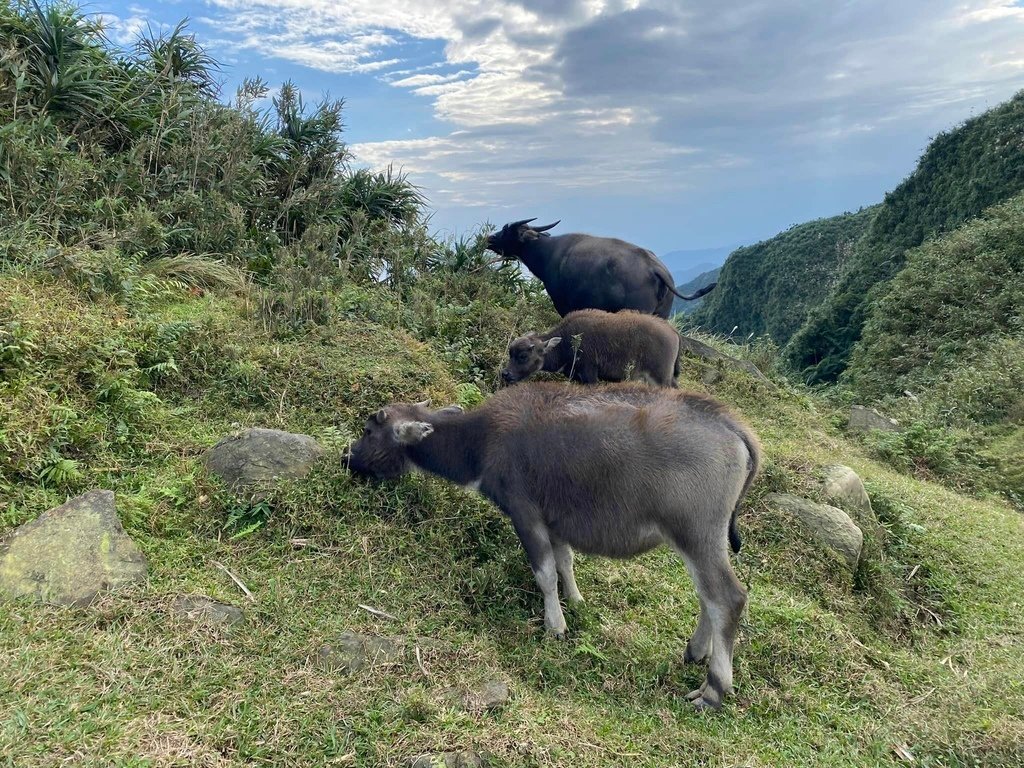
[414,399,431,409]
[508,217,537,229]
[531,220,560,233]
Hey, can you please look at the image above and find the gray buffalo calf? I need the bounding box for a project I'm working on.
[344,382,760,710]
[502,309,681,387]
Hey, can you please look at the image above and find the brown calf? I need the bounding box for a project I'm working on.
[502,310,681,387]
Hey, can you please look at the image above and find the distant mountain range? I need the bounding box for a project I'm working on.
[671,266,721,316]
[658,246,734,286]
[655,246,731,317]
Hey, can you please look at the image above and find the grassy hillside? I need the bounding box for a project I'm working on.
[3,4,1024,767]
[690,208,876,342]
[787,92,1024,383]
[4,269,1024,767]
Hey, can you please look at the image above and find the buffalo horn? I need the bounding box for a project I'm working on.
[508,217,537,229]
[531,220,560,233]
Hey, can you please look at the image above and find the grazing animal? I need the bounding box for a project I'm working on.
[486,219,716,319]
[344,383,760,710]
[502,309,681,387]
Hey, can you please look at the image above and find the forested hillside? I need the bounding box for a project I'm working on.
[844,192,1024,501]
[684,89,1024,505]
[786,92,1024,383]
[690,207,876,341]
[670,265,720,315]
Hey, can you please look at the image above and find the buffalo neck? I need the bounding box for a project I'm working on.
[516,241,553,283]
[407,410,488,485]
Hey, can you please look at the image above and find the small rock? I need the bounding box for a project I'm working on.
[462,678,510,713]
[848,405,901,434]
[170,595,244,627]
[821,465,876,526]
[408,751,488,768]
[701,368,722,387]
[0,490,147,607]
[767,493,864,571]
[205,428,323,491]
[317,632,404,674]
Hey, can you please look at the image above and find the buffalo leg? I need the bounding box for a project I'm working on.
[685,553,747,710]
[674,547,713,664]
[552,538,584,603]
[507,514,568,637]
[683,600,714,664]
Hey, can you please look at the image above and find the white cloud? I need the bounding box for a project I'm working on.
[96,12,148,45]
[204,0,1024,222]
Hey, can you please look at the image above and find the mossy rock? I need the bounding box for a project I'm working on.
[0,490,147,606]
[767,492,864,572]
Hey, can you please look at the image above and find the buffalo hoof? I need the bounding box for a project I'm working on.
[686,683,724,710]
[684,683,706,701]
[690,694,723,711]
[545,626,568,641]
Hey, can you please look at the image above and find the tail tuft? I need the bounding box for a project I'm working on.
[728,512,742,553]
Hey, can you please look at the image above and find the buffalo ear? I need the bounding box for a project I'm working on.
[375,409,388,424]
[543,337,562,354]
[394,421,434,445]
[518,226,538,242]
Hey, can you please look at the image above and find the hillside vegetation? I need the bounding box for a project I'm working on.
[786,92,1024,383]
[844,191,1024,502]
[3,4,1024,767]
[670,265,720,316]
[690,208,876,342]
[700,90,1024,383]
[691,89,1024,504]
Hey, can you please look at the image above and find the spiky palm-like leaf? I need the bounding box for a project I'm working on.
[22,1,112,123]
[141,253,247,291]
[136,19,219,96]
[340,166,424,227]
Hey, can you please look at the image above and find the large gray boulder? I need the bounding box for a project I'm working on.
[0,490,148,606]
[677,335,769,382]
[205,428,323,491]
[821,465,876,526]
[767,493,863,571]
[441,677,511,714]
[848,405,900,433]
[464,678,510,713]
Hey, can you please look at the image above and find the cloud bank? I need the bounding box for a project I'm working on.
[204,0,1024,240]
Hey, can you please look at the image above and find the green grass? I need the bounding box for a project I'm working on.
[3,276,1023,767]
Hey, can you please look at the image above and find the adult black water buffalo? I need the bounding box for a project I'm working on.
[486,218,716,318]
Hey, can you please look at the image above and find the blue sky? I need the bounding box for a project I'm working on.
[93,0,1024,255]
